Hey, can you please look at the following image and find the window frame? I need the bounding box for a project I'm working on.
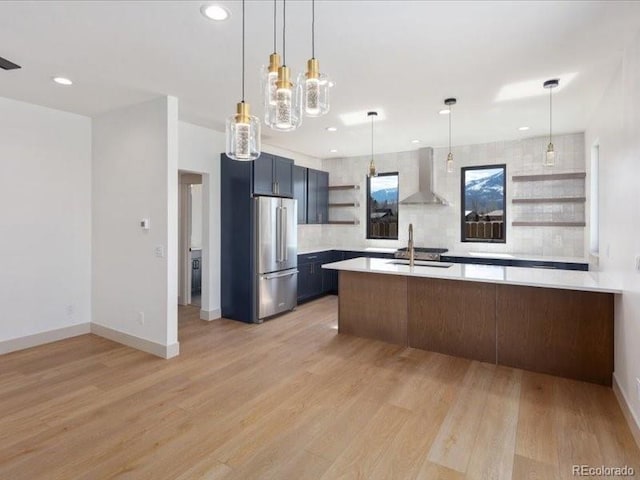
[366,171,399,240]
[460,164,507,244]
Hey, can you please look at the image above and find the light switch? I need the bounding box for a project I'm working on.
[140,218,150,230]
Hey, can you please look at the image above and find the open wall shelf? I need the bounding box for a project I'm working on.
[328,185,361,225]
[328,185,360,191]
[512,197,586,204]
[512,221,586,227]
[512,172,586,182]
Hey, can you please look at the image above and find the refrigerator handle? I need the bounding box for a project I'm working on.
[275,206,282,263]
[282,207,288,262]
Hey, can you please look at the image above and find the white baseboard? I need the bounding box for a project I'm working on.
[613,372,640,449]
[0,323,91,355]
[200,308,221,321]
[90,323,180,359]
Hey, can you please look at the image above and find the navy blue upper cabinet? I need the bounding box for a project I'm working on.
[293,165,308,224]
[307,169,329,224]
[253,153,293,197]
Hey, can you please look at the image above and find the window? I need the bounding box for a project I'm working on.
[367,172,399,240]
[461,165,506,243]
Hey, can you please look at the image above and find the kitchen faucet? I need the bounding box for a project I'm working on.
[408,223,415,267]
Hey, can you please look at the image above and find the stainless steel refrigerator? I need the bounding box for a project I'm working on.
[254,196,297,321]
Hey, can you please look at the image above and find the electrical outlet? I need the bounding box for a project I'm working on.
[636,378,640,401]
[154,245,164,258]
[137,311,145,325]
[66,305,74,317]
[635,255,640,272]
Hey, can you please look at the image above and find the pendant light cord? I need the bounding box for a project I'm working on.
[449,107,452,153]
[241,0,245,102]
[312,0,315,58]
[282,0,286,65]
[273,0,277,53]
[549,86,553,143]
[371,115,374,162]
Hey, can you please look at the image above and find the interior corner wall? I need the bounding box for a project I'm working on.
[92,96,179,355]
[585,29,640,428]
[0,97,92,349]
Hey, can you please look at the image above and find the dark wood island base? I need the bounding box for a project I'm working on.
[338,271,614,385]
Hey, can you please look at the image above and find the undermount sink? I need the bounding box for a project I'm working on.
[387,260,453,268]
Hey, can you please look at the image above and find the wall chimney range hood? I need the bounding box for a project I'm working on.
[400,147,449,205]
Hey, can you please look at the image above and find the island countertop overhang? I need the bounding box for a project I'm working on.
[322,257,622,294]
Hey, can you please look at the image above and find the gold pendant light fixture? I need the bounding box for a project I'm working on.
[543,78,559,166]
[444,98,457,173]
[267,0,302,131]
[261,0,281,120]
[298,0,331,117]
[225,0,260,161]
[367,111,378,178]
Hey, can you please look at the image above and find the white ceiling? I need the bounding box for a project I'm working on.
[1,1,639,159]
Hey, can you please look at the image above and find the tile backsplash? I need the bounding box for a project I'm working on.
[298,133,587,259]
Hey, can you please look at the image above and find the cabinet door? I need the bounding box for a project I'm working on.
[273,156,293,197]
[253,153,275,195]
[297,263,323,302]
[293,165,307,224]
[307,169,319,224]
[309,262,324,297]
[317,170,329,224]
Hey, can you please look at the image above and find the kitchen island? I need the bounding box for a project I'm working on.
[322,257,622,385]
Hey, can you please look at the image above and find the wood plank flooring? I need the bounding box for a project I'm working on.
[0,296,638,479]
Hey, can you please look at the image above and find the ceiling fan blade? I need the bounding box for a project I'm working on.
[0,56,21,70]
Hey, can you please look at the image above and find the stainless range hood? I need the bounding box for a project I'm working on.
[400,147,449,205]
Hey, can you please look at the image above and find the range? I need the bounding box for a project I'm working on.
[395,247,448,262]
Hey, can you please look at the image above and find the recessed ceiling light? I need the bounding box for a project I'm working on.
[201,4,231,21]
[326,127,337,132]
[439,109,450,115]
[411,139,420,144]
[52,77,73,86]
[518,126,530,131]
[330,149,338,153]
[339,109,385,126]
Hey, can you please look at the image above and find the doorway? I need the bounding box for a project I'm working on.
[178,171,204,307]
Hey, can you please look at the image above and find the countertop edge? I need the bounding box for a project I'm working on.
[322,259,622,295]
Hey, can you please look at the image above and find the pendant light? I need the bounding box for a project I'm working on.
[298,0,331,117]
[261,0,280,121]
[268,0,302,131]
[225,0,260,161]
[367,111,378,178]
[543,78,559,166]
[444,98,456,173]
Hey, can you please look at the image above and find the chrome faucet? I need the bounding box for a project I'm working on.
[408,223,415,267]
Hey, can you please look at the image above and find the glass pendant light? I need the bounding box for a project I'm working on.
[261,0,280,123]
[225,0,260,161]
[367,111,378,178]
[444,98,457,173]
[543,79,559,167]
[297,0,331,117]
[267,0,302,131]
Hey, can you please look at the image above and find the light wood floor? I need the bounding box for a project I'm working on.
[1,296,638,479]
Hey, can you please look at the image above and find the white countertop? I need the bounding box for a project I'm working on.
[443,250,588,264]
[322,257,622,294]
[297,246,398,255]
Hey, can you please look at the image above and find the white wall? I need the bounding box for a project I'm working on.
[92,96,178,356]
[190,184,203,249]
[585,30,640,428]
[0,97,91,348]
[321,133,586,258]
